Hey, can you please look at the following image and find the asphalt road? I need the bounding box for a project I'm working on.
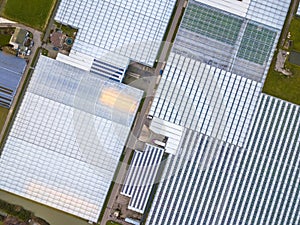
[281,0,300,47]
[99,0,186,224]
[132,0,187,140]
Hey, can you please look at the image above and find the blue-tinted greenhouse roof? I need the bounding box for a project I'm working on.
[0,51,26,108]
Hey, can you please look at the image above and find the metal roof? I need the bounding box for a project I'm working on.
[195,0,291,30]
[145,1,295,224]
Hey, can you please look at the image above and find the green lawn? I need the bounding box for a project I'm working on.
[0,27,14,47]
[41,48,48,56]
[289,17,300,51]
[263,17,300,105]
[106,220,122,225]
[0,34,10,47]
[263,61,300,105]
[2,0,56,30]
[0,106,8,133]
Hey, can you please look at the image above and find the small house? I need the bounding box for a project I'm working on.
[9,27,28,49]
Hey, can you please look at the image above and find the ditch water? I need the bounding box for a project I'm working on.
[289,51,300,66]
[0,190,90,225]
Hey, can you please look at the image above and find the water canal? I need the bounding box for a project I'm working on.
[0,190,91,225]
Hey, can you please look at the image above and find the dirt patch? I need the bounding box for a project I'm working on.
[112,191,142,221]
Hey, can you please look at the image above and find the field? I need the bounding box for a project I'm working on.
[289,51,300,65]
[263,61,300,105]
[0,34,10,47]
[0,106,8,132]
[289,17,300,51]
[263,17,300,105]
[2,0,56,30]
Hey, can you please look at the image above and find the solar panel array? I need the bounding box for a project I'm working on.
[0,56,143,222]
[149,52,261,147]
[121,144,164,214]
[147,94,300,225]
[0,52,26,108]
[55,0,176,66]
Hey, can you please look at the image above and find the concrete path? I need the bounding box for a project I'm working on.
[0,17,15,24]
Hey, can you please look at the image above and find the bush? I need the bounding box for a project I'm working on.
[0,199,32,221]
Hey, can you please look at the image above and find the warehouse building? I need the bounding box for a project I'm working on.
[0,0,175,220]
[56,50,130,82]
[149,52,261,148]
